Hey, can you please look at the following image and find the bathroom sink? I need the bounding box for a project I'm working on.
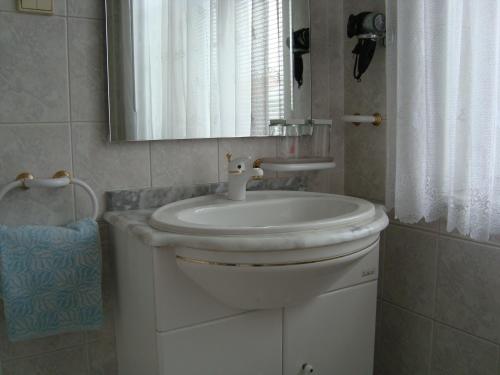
[150,190,388,309]
[150,190,375,235]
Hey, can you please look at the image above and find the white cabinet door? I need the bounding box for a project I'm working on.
[284,281,377,375]
[157,310,282,375]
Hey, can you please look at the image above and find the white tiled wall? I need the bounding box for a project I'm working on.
[343,0,386,203]
[0,0,345,227]
[342,1,500,374]
[0,0,344,373]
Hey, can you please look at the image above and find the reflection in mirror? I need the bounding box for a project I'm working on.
[106,0,311,141]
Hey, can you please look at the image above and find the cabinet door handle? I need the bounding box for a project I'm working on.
[302,363,314,373]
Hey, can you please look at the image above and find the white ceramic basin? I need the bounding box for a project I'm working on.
[150,190,388,309]
[150,191,375,235]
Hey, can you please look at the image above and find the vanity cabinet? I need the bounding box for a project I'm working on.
[110,224,379,375]
[157,311,282,375]
[284,282,377,374]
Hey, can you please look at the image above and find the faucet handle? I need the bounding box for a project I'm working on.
[228,156,250,175]
[225,152,232,162]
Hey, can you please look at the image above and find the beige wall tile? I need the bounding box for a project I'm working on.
[67,0,104,19]
[151,139,219,187]
[0,299,84,361]
[72,122,151,218]
[383,225,438,317]
[0,124,74,225]
[68,17,107,122]
[87,337,118,375]
[430,323,499,375]
[375,302,433,375]
[343,0,386,201]
[0,13,69,123]
[435,237,500,343]
[2,346,87,375]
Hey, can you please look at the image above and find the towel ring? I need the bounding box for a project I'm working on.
[0,170,99,220]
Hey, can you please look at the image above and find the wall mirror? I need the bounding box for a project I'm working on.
[106,0,311,141]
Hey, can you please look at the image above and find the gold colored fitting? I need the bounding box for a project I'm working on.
[175,246,368,267]
[252,159,264,181]
[15,172,34,190]
[372,112,383,127]
[52,170,72,180]
[352,112,361,126]
[225,152,232,162]
[252,159,263,180]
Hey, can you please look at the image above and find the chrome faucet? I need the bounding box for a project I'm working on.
[226,153,264,201]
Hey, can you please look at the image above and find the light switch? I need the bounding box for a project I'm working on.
[17,0,53,14]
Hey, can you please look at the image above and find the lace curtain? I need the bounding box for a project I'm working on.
[386,0,500,240]
[132,0,284,139]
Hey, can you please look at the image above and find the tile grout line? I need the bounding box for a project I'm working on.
[217,139,221,183]
[379,234,385,299]
[386,216,500,361]
[497,346,500,375]
[281,308,285,375]
[389,219,500,249]
[0,120,106,127]
[85,341,91,375]
[433,318,500,347]
[427,319,435,375]
[431,233,440,326]
[0,9,103,21]
[148,141,153,187]
[381,299,500,347]
[1,341,87,363]
[428,236,438,375]
[496,346,500,375]
[0,121,71,125]
[64,5,77,223]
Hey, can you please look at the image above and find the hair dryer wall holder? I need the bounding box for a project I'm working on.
[356,33,385,42]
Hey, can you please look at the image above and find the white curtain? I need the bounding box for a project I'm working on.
[386,0,500,240]
[132,0,284,139]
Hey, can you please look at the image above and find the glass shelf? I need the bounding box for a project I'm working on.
[259,157,336,172]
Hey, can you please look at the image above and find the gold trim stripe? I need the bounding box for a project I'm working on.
[176,242,377,268]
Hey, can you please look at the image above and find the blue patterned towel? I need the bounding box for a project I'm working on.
[0,219,103,341]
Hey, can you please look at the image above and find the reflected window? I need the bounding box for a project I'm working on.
[131,0,284,139]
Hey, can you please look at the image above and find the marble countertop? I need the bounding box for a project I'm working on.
[103,204,389,251]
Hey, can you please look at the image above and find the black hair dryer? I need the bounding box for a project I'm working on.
[347,12,386,81]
